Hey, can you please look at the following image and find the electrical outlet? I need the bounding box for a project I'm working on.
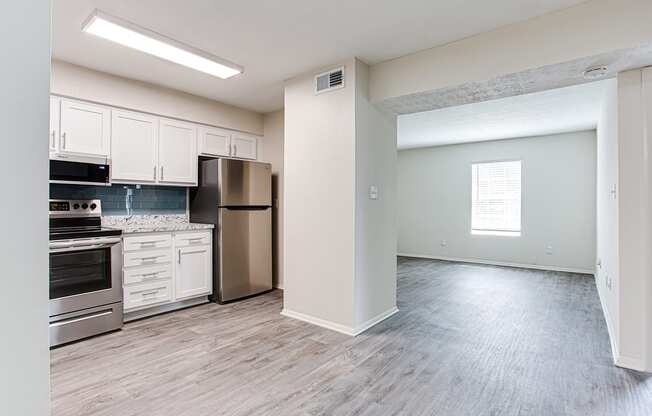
[545,245,553,255]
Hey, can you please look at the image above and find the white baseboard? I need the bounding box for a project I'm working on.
[596,284,619,367]
[398,253,595,275]
[124,297,209,322]
[281,306,399,336]
[615,355,648,372]
[281,309,356,335]
[353,306,399,336]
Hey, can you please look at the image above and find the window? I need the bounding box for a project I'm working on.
[471,160,522,236]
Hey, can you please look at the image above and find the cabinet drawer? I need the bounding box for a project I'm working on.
[174,231,212,247]
[124,264,172,286]
[124,281,173,311]
[124,249,172,268]
[123,234,172,252]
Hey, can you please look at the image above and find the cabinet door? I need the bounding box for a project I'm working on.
[111,110,159,183]
[231,133,258,160]
[198,126,231,157]
[159,118,198,185]
[59,99,111,157]
[175,245,212,300]
[49,96,60,153]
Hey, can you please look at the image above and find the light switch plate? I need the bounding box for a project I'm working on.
[369,185,379,200]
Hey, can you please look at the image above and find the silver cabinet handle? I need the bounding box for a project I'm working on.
[153,166,156,180]
[61,132,67,149]
[141,272,159,280]
[178,249,181,264]
[233,144,237,156]
[160,166,164,180]
[141,290,159,297]
[51,130,56,148]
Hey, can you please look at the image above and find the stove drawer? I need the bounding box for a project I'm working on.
[124,249,172,268]
[124,281,173,311]
[123,234,172,252]
[124,264,172,286]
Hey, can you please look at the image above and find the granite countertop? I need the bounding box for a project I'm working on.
[102,214,214,234]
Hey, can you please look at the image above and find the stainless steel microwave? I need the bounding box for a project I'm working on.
[50,159,111,186]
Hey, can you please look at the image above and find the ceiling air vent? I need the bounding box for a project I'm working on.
[315,67,345,94]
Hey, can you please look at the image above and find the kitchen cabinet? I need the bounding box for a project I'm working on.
[58,98,111,158]
[49,96,60,153]
[158,118,198,185]
[175,235,212,300]
[198,126,231,157]
[231,133,258,160]
[122,230,212,319]
[111,109,159,183]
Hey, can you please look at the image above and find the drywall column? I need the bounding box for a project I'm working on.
[595,79,619,360]
[616,69,652,371]
[283,59,397,334]
[0,1,50,415]
[354,60,398,330]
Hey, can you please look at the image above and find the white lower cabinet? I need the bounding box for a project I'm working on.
[122,230,213,316]
[175,245,212,300]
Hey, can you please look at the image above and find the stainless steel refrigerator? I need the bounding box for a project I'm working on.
[190,158,273,303]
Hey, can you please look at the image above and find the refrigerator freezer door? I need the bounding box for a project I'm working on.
[218,207,272,302]
[219,159,272,207]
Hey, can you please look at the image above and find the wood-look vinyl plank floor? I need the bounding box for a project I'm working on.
[51,257,652,415]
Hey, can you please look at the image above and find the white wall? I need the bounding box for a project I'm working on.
[596,78,619,358]
[0,1,50,415]
[51,60,263,135]
[398,131,597,273]
[263,110,285,289]
[354,60,398,328]
[283,59,357,330]
[370,0,652,102]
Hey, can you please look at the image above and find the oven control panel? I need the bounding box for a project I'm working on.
[49,199,102,217]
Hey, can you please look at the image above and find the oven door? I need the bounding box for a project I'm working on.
[49,237,123,317]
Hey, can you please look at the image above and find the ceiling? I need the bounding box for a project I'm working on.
[397,80,608,149]
[52,0,588,113]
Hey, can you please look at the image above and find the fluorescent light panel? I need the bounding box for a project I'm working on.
[82,10,242,79]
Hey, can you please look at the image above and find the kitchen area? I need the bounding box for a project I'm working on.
[48,92,276,347]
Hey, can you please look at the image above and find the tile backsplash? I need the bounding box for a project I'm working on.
[50,184,187,216]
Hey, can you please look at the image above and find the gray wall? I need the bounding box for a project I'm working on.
[0,1,51,414]
[397,131,597,273]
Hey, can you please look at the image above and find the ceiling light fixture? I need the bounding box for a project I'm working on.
[82,10,243,79]
[582,65,609,80]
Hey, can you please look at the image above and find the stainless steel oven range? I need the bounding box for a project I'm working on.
[49,199,123,347]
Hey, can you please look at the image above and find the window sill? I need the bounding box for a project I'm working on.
[471,230,521,237]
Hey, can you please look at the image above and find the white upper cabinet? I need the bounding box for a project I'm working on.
[231,133,258,160]
[158,118,198,186]
[59,98,111,158]
[49,96,60,153]
[111,110,159,184]
[198,126,231,157]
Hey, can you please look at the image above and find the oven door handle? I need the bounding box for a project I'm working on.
[49,237,122,253]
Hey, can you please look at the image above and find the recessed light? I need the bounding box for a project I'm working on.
[82,10,243,79]
[582,65,609,80]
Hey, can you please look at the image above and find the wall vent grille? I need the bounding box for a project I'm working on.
[315,67,345,94]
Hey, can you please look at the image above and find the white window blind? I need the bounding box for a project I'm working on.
[471,160,522,236]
